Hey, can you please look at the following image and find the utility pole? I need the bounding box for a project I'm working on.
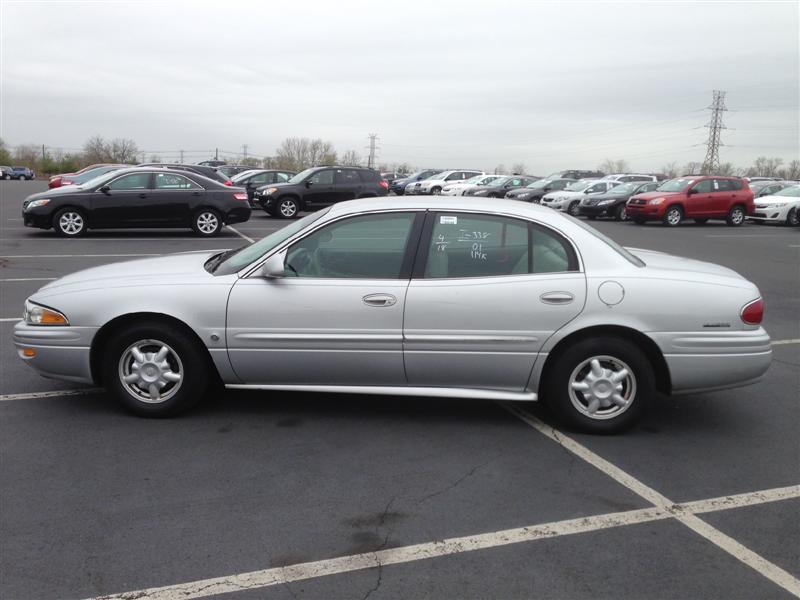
[242,144,248,163]
[701,90,727,175]
[365,133,379,169]
[179,149,184,163]
[215,148,219,161]
[41,145,46,162]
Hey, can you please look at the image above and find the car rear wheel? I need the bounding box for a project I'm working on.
[103,322,209,417]
[726,205,746,227]
[615,204,628,221]
[192,209,222,236]
[662,206,683,227]
[787,207,799,226]
[54,208,87,237]
[567,200,581,216]
[544,337,654,434]
[694,218,709,224]
[277,197,300,219]
[431,186,442,195]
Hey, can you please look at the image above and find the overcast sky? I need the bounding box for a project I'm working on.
[1,0,798,173]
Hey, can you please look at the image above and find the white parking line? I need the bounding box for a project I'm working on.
[0,318,21,322]
[83,484,800,600]
[772,339,800,345]
[226,225,255,243]
[0,253,160,258]
[501,404,800,597]
[707,234,798,238]
[0,389,102,401]
[0,277,57,282]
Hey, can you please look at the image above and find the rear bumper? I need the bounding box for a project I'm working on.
[14,323,97,384]
[650,328,772,394]
[224,206,251,224]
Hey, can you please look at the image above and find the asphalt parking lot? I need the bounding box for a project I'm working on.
[1,181,798,599]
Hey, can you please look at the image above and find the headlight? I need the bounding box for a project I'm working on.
[649,198,665,205]
[598,199,614,205]
[770,203,788,208]
[25,199,50,210]
[23,300,69,325]
[264,187,278,195]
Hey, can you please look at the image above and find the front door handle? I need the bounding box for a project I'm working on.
[363,293,397,307]
[540,291,574,305]
[138,193,148,198]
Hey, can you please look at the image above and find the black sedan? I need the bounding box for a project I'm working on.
[467,176,537,197]
[22,167,251,237]
[231,169,296,205]
[577,180,660,221]
[505,178,576,203]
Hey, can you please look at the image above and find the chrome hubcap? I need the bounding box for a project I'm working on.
[196,212,218,233]
[731,209,744,224]
[569,202,579,215]
[280,200,297,217]
[619,206,627,220]
[59,212,83,234]
[118,339,183,404]
[667,209,681,225]
[789,210,798,226]
[569,356,637,420]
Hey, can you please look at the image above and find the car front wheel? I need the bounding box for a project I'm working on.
[787,207,799,227]
[192,209,222,236]
[567,201,581,216]
[663,206,683,227]
[53,208,87,237]
[544,337,654,434]
[431,186,442,195]
[615,204,628,221]
[103,322,210,417]
[725,205,746,227]
[277,197,300,218]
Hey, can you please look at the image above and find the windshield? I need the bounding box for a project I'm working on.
[775,185,800,197]
[287,168,317,184]
[610,183,639,194]
[487,177,511,187]
[657,178,695,192]
[565,214,645,267]
[212,209,331,275]
[526,179,550,189]
[425,171,448,180]
[78,170,128,189]
[459,175,483,184]
[564,181,592,192]
[72,165,122,184]
[231,170,259,183]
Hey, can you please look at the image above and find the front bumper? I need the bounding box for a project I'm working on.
[625,204,662,220]
[578,203,615,217]
[650,328,772,394]
[748,206,790,222]
[22,210,51,229]
[14,322,97,384]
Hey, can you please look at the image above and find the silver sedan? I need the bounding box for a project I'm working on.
[13,197,771,433]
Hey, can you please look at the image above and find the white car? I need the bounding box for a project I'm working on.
[541,180,622,216]
[602,174,659,182]
[415,170,483,195]
[441,174,503,196]
[748,185,800,226]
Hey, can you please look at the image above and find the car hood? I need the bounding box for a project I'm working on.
[755,195,799,205]
[32,251,225,300]
[632,191,682,201]
[256,180,296,192]
[25,185,90,201]
[627,248,745,281]
[544,191,586,200]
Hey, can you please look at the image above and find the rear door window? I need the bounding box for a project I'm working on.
[154,173,202,190]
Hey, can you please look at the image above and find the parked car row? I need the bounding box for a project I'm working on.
[1,165,36,180]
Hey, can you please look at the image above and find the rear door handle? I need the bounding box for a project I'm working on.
[363,293,397,307]
[540,292,574,305]
[138,193,148,198]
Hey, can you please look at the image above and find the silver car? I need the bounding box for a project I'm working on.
[14,197,771,433]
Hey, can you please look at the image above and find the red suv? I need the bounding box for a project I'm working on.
[626,176,754,226]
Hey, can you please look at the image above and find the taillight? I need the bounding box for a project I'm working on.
[379,180,389,189]
[740,298,764,325]
[62,179,73,186]
[232,192,248,201]
[223,180,233,186]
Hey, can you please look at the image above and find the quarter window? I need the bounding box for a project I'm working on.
[107,173,150,190]
[284,212,416,279]
[154,173,202,190]
[337,169,362,184]
[423,213,578,278]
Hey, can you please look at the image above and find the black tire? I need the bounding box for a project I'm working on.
[2,174,9,180]
[615,204,628,221]
[662,205,683,227]
[694,218,709,225]
[276,197,300,219]
[102,321,210,417]
[192,208,222,236]
[431,186,442,195]
[725,205,746,227]
[787,207,799,227]
[543,336,654,434]
[567,200,581,216]
[53,207,87,237]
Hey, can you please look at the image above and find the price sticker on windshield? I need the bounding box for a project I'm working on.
[440,216,458,225]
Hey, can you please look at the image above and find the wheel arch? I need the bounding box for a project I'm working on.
[275,193,304,209]
[90,312,220,386]
[540,324,671,395]
[50,204,88,228]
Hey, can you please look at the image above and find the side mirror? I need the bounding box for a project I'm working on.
[305,180,313,188]
[99,185,111,194]
[260,250,286,278]
[687,188,697,195]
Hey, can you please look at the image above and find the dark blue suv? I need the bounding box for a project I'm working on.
[3,166,35,180]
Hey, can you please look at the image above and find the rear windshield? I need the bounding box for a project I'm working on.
[565,214,645,267]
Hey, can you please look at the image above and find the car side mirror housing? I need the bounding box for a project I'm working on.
[99,185,111,194]
[687,188,697,195]
[305,180,313,188]
[260,250,286,278]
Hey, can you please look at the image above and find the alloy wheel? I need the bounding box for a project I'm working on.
[568,201,580,216]
[59,211,84,235]
[729,207,745,225]
[666,208,682,226]
[568,355,637,420]
[118,339,183,404]
[196,211,219,234]
[279,199,298,218]
[788,208,799,226]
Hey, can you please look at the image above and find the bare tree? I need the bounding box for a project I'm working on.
[340,149,361,166]
[494,164,507,175]
[13,144,39,169]
[108,138,139,163]
[661,161,679,178]
[716,162,737,176]
[747,156,784,178]
[0,137,12,164]
[511,162,527,175]
[599,158,629,174]
[83,135,109,163]
[275,137,338,170]
[683,161,703,175]
[782,159,800,180]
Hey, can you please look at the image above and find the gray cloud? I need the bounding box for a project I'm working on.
[1,0,797,172]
